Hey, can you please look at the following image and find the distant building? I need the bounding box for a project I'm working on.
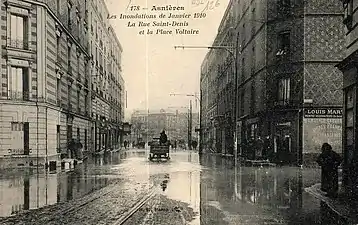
[130,109,199,145]
[336,0,358,198]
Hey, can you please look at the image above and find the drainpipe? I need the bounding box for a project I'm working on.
[36,81,39,171]
[45,107,48,167]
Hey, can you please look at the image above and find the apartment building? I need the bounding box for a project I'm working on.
[88,0,124,153]
[0,0,92,168]
[235,0,345,165]
[336,0,358,198]
[0,0,124,168]
[200,0,236,155]
[201,0,345,165]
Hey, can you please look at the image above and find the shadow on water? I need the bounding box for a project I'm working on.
[197,154,349,225]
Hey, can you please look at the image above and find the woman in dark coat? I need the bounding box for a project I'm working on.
[316,143,342,197]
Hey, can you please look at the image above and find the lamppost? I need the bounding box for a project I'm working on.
[170,93,200,151]
[174,38,240,159]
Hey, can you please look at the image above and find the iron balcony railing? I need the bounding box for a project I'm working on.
[7,38,29,50]
[7,90,30,101]
[7,148,31,155]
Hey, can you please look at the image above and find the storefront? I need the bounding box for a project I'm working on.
[338,60,358,196]
[302,108,342,164]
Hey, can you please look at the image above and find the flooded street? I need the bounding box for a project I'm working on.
[0,149,349,224]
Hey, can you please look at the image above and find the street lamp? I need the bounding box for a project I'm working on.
[174,34,240,159]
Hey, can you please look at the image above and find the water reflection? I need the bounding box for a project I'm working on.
[0,162,112,217]
[198,154,347,225]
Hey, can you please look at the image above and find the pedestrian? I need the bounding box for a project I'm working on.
[68,139,76,159]
[316,143,342,198]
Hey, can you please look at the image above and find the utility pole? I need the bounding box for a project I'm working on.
[189,100,193,150]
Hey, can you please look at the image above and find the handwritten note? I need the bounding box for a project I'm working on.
[192,0,220,12]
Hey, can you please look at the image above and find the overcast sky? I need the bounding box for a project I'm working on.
[104,0,229,120]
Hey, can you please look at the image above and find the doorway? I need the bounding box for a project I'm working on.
[275,124,292,164]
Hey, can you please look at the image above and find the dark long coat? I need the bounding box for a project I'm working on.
[316,149,342,195]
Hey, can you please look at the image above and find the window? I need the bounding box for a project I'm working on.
[9,14,28,49]
[278,77,290,104]
[56,0,61,14]
[277,32,290,56]
[56,36,61,62]
[57,125,61,153]
[84,91,88,112]
[57,78,61,104]
[68,45,72,73]
[84,129,87,149]
[68,85,72,109]
[10,122,29,155]
[77,90,80,112]
[8,67,29,101]
[343,0,354,30]
[77,53,80,79]
[67,1,72,28]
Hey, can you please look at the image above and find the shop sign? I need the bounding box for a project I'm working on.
[304,108,342,118]
[123,123,131,132]
[303,118,342,153]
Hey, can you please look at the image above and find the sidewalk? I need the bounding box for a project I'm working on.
[305,183,358,224]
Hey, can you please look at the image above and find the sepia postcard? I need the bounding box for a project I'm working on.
[0,0,357,224]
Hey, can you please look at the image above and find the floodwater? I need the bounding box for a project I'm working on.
[0,149,350,224]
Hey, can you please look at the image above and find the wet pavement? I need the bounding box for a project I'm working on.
[0,149,352,224]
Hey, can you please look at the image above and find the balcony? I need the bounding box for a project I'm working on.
[274,99,292,106]
[68,103,73,111]
[7,38,29,50]
[7,90,30,101]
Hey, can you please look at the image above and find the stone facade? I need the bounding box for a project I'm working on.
[202,0,345,165]
[200,0,236,154]
[89,0,124,153]
[0,0,124,168]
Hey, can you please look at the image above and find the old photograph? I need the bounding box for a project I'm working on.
[0,0,357,224]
